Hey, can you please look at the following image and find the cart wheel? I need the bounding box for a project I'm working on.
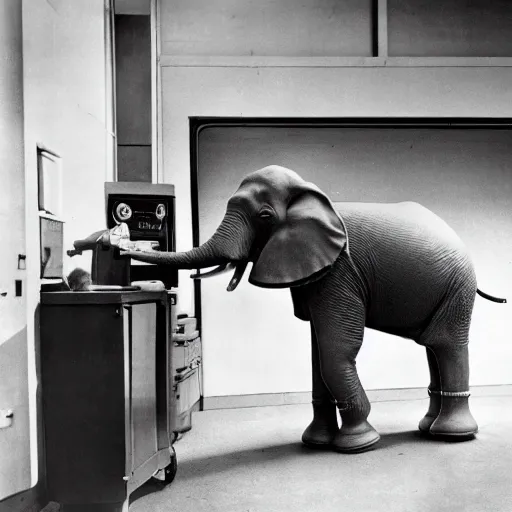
[152,447,177,486]
[164,449,178,484]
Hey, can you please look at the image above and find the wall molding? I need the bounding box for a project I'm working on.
[203,384,512,411]
[159,55,512,69]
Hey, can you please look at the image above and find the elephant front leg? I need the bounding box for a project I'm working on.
[311,304,380,453]
[329,364,380,453]
[301,323,339,448]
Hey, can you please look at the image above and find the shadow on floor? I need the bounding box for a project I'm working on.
[130,428,477,505]
[130,478,167,506]
[379,429,476,448]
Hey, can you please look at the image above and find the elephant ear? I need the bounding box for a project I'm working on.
[249,184,347,288]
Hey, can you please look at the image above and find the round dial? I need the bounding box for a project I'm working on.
[115,202,133,222]
[156,204,166,220]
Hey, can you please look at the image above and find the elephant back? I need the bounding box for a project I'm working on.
[335,201,476,337]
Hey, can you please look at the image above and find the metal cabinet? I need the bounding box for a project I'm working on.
[40,291,177,511]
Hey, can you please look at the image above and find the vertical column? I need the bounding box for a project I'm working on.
[378,0,388,57]
[105,0,117,182]
[372,0,388,57]
[150,0,160,184]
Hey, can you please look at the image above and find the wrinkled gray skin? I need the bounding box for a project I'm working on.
[121,165,504,453]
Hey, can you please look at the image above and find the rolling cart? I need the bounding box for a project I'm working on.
[40,290,177,511]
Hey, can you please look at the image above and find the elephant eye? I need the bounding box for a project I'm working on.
[259,210,273,220]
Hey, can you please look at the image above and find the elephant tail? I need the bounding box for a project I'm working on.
[477,288,507,304]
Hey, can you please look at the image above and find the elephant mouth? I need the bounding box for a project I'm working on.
[191,260,250,292]
[189,222,269,292]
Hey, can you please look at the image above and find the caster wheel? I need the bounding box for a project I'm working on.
[163,451,178,484]
[153,447,177,486]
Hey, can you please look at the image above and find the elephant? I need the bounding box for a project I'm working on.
[117,165,506,453]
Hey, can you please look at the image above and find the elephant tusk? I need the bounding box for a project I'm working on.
[227,261,249,292]
[190,263,235,279]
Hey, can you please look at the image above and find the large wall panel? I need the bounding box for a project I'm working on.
[196,126,512,397]
[388,0,512,57]
[160,0,373,57]
[159,49,512,400]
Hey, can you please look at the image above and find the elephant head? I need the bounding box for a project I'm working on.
[121,165,347,291]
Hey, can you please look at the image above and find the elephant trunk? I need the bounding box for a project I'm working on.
[124,208,254,272]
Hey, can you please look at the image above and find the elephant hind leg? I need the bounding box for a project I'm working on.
[423,344,478,437]
[418,347,442,433]
[418,288,478,438]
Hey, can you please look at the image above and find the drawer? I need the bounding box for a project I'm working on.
[172,336,202,376]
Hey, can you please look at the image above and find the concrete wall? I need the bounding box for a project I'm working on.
[388,0,512,56]
[160,65,512,398]
[160,0,373,57]
[22,0,114,495]
[0,0,30,501]
[158,0,512,397]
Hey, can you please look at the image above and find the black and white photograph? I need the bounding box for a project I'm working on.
[1,1,511,511]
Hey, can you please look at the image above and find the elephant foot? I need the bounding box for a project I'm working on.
[427,391,478,439]
[418,388,442,433]
[332,420,380,454]
[301,401,339,448]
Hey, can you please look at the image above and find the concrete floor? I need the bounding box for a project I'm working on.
[130,395,512,512]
